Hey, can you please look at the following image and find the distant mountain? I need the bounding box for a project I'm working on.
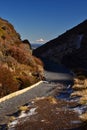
[33,20,87,71]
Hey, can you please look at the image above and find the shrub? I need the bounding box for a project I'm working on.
[77,75,86,80]
[16,75,37,90]
[5,45,36,66]
[1,26,7,30]
[1,35,6,40]
[0,65,19,98]
[33,56,44,67]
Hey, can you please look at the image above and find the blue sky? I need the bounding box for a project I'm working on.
[0,0,87,43]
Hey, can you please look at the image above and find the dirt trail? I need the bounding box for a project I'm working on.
[0,59,83,130]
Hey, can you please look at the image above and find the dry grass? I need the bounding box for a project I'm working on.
[9,116,16,122]
[80,96,87,105]
[80,113,87,121]
[0,64,19,98]
[71,73,87,125]
[8,97,82,130]
[71,89,87,97]
[72,75,87,97]
[19,106,29,111]
[47,96,57,104]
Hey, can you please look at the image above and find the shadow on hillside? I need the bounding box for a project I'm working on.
[68,127,83,130]
[0,124,8,130]
[48,79,74,86]
[41,58,73,75]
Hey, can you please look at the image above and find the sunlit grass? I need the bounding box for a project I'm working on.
[19,106,29,111]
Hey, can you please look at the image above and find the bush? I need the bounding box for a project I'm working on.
[1,35,6,40]
[0,65,19,98]
[5,45,36,66]
[16,75,38,90]
[77,75,86,80]
[33,56,44,67]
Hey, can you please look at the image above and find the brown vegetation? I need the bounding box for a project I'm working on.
[0,65,19,98]
[0,18,44,98]
[8,97,82,130]
[71,69,87,127]
[5,45,36,66]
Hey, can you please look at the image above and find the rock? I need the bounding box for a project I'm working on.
[22,39,31,50]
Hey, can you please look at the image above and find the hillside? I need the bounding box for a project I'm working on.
[0,18,44,98]
[33,20,87,127]
[33,20,87,72]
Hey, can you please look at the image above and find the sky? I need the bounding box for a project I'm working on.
[0,0,87,44]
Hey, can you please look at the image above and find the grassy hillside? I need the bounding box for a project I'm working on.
[0,18,44,98]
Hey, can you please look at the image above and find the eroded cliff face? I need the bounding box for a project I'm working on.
[33,20,87,70]
[0,18,44,98]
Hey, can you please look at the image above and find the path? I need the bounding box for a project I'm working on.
[0,58,73,124]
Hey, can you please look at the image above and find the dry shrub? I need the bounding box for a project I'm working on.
[74,68,87,77]
[33,56,44,67]
[77,75,86,80]
[0,65,19,98]
[47,96,57,104]
[5,45,36,66]
[80,112,87,121]
[17,75,38,90]
[80,96,87,104]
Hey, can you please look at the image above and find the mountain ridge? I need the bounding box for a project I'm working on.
[33,20,87,72]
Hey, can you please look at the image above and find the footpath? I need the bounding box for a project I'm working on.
[0,59,73,124]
